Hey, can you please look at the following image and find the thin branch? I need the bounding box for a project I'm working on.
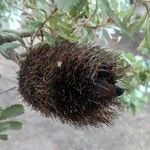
[29,7,57,50]
[0,30,35,45]
[0,87,16,95]
[80,22,111,29]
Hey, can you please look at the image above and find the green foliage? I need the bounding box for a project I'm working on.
[99,0,132,38]
[0,104,24,141]
[48,14,77,41]
[118,53,150,113]
[0,134,8,141]
[0,121,22,132]
[145,14,150,50]
[69,0,88,18]
[0,0,22,29]
[137,13,150,54]
[122,5,135,26]
[55,0,75,10]
[0,42,21,52]
[129,15,147,34]
[0,104,24,120]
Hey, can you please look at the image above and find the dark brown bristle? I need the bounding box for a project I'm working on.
[18,41,124,127]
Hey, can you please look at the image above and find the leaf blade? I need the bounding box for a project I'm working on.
[99,0,132,38]
[0,134,8,141]
[145,14,150,50]
[0,42,21,52]
[122,5,135,26]
[0,121,22,132]
[0,104,24,120]
[129,15,147,34]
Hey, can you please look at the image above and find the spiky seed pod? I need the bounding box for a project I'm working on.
[18,41,124,127]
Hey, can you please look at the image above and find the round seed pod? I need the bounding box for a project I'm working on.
[18,41,124,127]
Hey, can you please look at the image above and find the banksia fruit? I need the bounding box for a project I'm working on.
[18,41,124,127]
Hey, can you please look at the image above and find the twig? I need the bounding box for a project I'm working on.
[29,7,57,50]
[80,22,110,29]
[0,87,17,95]
[0,30,35,45]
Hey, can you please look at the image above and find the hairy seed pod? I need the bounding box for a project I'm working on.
[18,41,124,127]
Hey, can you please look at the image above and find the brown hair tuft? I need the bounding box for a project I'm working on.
[18,41,124,127]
